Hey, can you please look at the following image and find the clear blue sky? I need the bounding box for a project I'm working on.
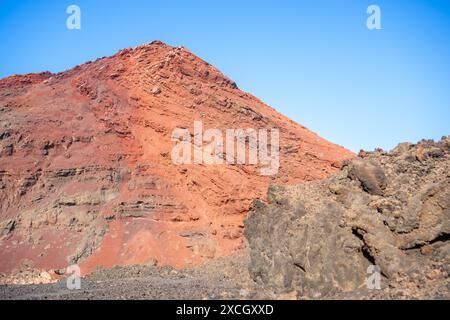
[1,0,449,152]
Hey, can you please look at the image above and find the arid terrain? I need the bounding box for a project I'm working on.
[2,137,449,300]
[0,41,352,278]
[246,137,449,299]
[0,41,448,300]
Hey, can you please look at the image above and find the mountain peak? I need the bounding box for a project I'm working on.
[0,42,353,275]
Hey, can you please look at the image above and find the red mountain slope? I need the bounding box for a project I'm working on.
[0,41,353,275]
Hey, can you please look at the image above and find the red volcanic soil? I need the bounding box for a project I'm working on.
[0,41,354,275]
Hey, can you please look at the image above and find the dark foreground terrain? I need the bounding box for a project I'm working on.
[0,253,257,300]
[246,137,450,299]
[2,249,448,300]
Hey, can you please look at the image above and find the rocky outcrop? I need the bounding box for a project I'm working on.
[0,260,57,286]
[245,137,450,299]
[0,41,353,276]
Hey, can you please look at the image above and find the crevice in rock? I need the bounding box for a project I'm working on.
[293,263,306,273]
[404,232,450,251]
[361,245,377,266]
[429,232,450,244]
[351,228,377,266]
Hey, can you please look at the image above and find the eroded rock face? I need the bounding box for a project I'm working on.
[0,41,353,276]
[245,137,450,299]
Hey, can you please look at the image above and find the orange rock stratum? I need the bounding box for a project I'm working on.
[0,41,354,275]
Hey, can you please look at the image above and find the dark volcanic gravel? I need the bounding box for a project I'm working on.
[0,252,261,300]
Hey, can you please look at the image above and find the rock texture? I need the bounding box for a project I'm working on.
[245,138,450,299]
[0,41,353,277]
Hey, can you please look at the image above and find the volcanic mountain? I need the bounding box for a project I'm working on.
[0,41,353,276]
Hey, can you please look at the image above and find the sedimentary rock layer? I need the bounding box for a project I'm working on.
[0,41,353,275]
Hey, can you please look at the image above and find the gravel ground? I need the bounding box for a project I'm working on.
[2,250,448,300]
[0,252,264,300]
